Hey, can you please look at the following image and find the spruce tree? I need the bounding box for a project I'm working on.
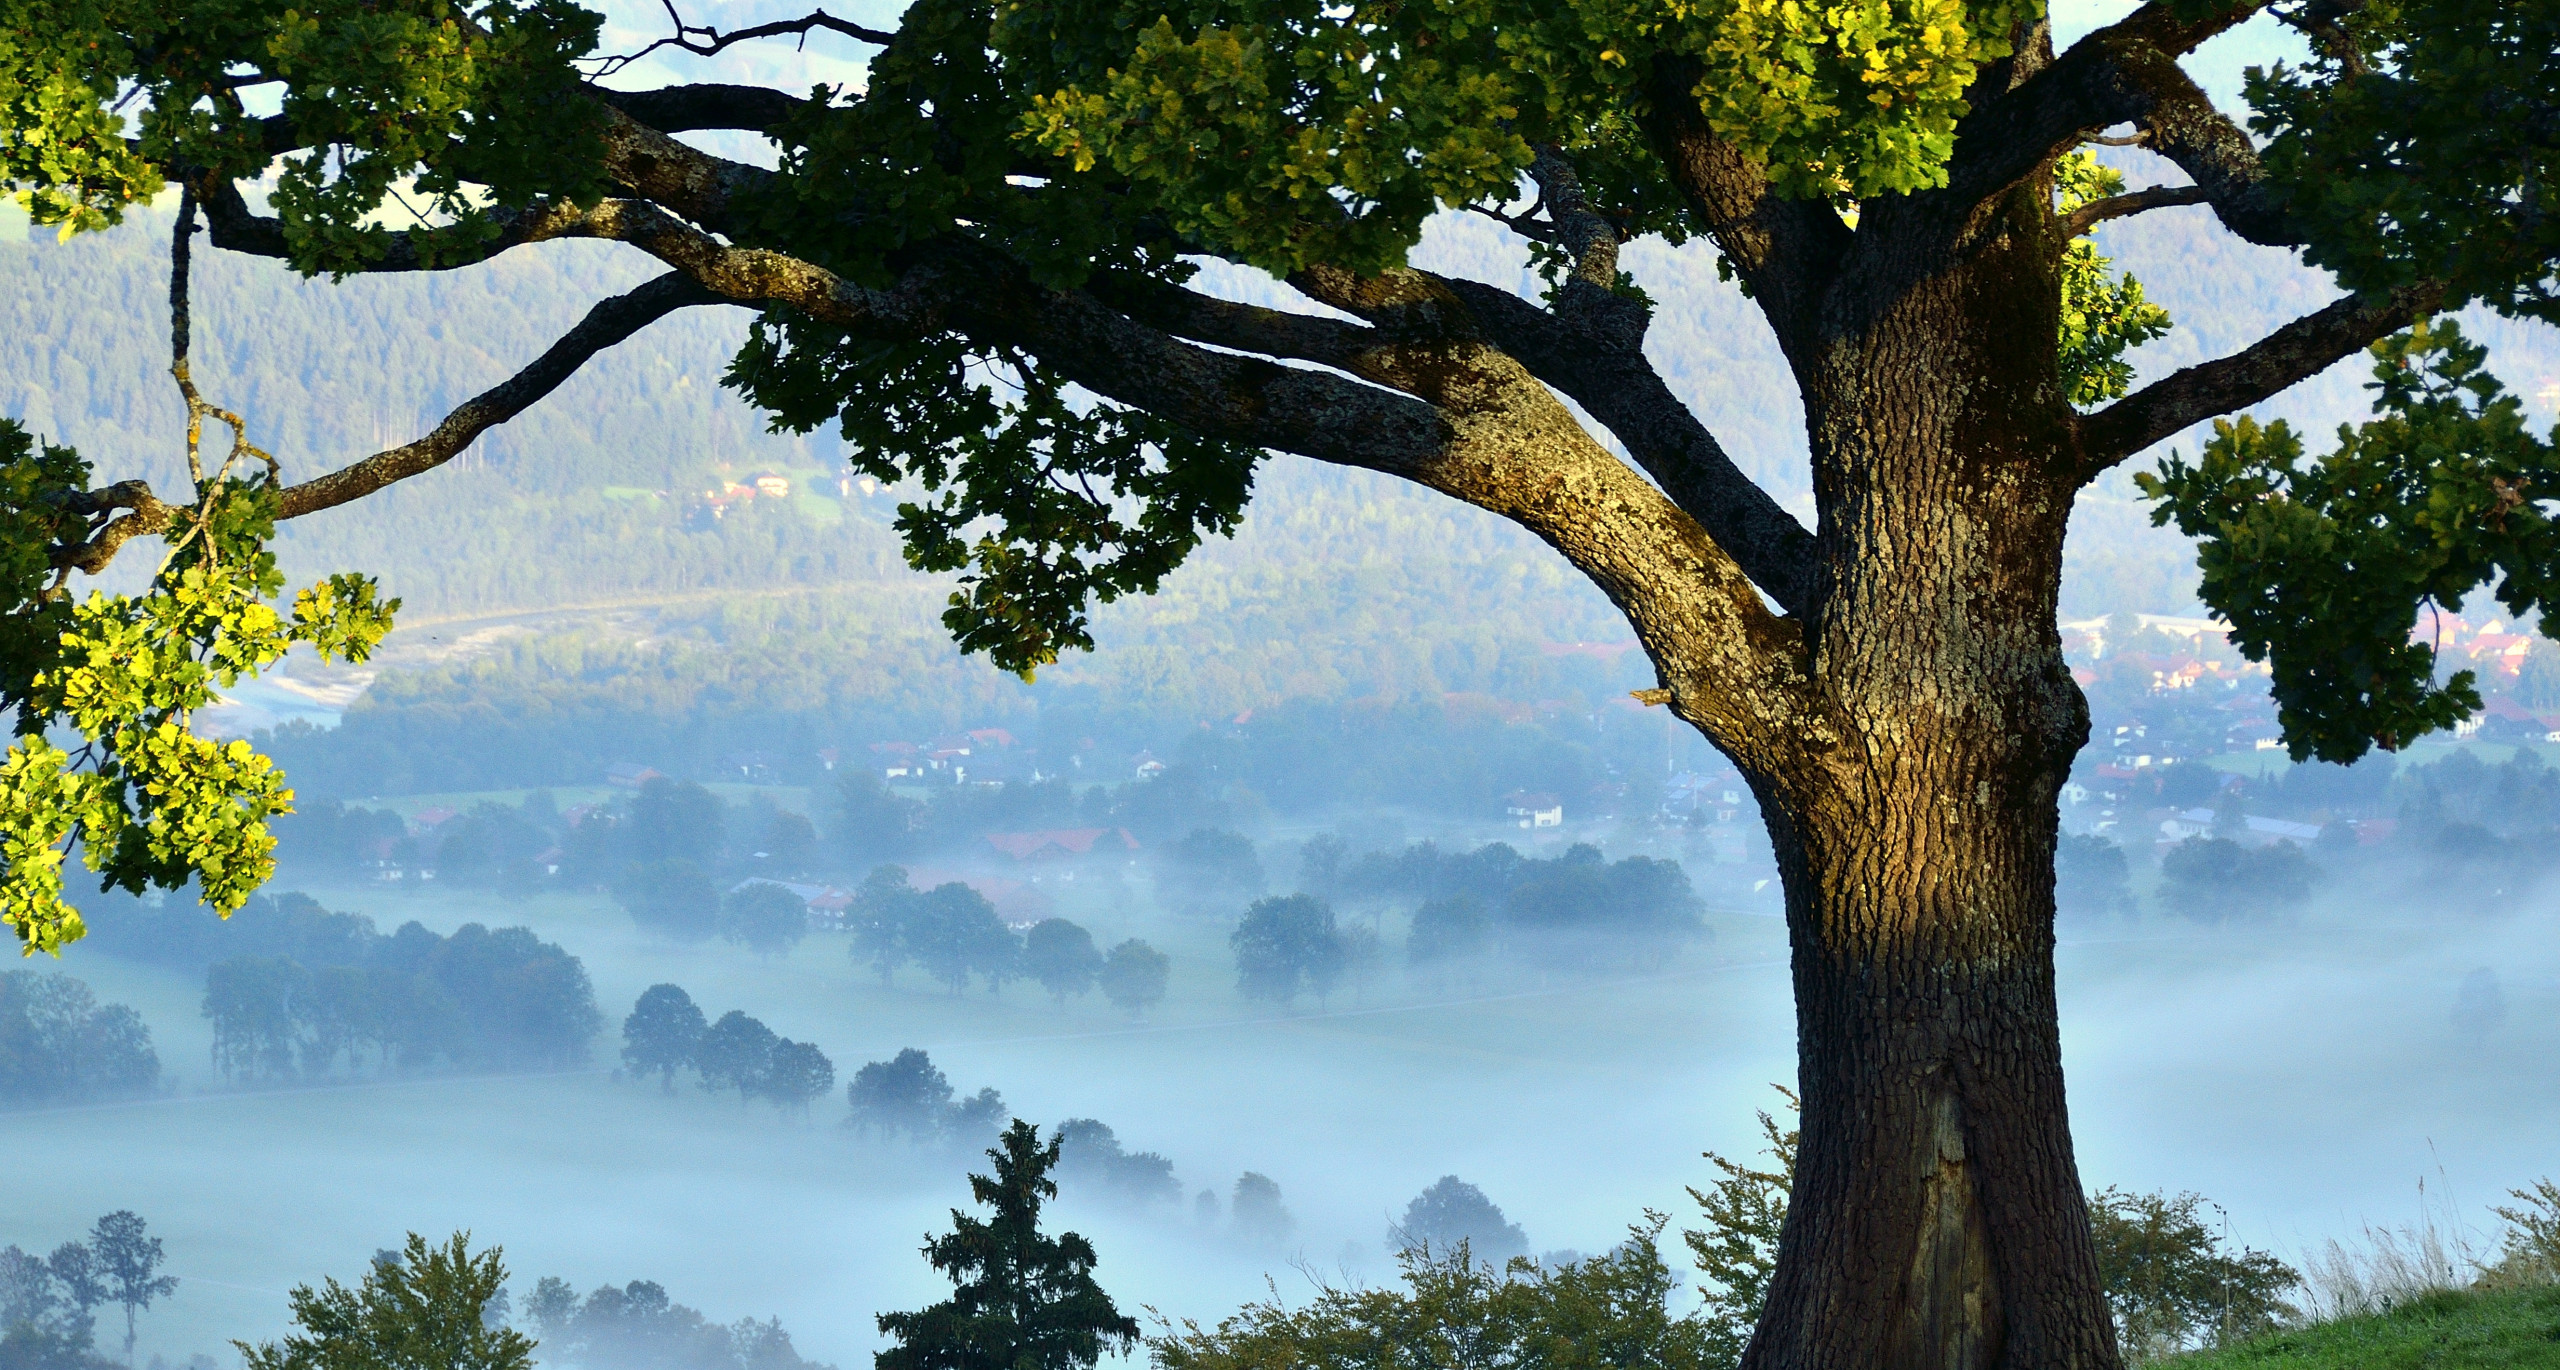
[876,1121,1140,1370]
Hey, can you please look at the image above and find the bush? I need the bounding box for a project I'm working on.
[523,1274,835,1370]
[1154,1219,1715,1370]
[1391,1178,1527,1264]
[1053,1120,1180,1207]
[845,1049,1005,1146]
[2088,1187,2298,1361]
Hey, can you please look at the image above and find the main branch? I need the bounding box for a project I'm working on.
[279,272,726,518]
[2073,282,2443,475]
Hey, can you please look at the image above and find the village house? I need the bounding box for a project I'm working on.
[983,828,1142,862]
[1504,790,1564,828]
[731,877,853,930]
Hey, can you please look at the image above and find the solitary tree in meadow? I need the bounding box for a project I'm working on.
[620,983,706,1092]
[86,1212,177,1368]
[1095,940,1170,1021]
[1021,918,1104,1003]
[5,0,2556,1362]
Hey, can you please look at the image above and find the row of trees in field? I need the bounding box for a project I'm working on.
[0,973,159,1109]
[618,985,837,1114]
[1218,840,1710,1008]
[201,921,599,1083]
[614,866,814,957]
[845,870,1170,1013]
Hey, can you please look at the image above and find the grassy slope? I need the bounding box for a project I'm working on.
[2175,1286,2560,1370]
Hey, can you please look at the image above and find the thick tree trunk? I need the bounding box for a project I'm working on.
[1731,197,2117,1370]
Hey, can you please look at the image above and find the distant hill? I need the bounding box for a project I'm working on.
[7,192,2555,766]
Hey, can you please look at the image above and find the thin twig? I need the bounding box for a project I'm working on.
[588,7,895,77]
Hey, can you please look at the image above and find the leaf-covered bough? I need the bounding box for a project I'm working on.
[3,0,2554,1363]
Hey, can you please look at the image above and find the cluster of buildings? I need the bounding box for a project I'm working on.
[868,728,1047,787]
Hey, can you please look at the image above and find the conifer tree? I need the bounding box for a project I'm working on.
[876,1121,1140,1370]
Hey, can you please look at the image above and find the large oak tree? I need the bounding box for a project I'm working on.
[4,0,2556,1364]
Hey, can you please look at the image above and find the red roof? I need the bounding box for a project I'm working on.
[985,828,1141,859]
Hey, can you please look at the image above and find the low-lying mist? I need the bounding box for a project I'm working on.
[9,815,2555,1370]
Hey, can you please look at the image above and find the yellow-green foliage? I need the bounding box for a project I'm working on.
[0,421,397,955]
[2056,152,2174,408]
[1004,0,2041,274]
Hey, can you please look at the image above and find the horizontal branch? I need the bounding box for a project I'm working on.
[194,177,623,272]
[2057,184,2212,238]
[49,268,731,573]
[49,482,179,574]
[597,83,810,134]
[1093,277,1387,371]
[278,272,726,519]
[2074,283,2443,475]
[954,275,1816,765]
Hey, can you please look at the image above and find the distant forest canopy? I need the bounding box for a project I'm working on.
[11,200,2559,801]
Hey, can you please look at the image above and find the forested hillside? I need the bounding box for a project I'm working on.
[7,193,2556,797]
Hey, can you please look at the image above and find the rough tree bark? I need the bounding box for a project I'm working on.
[1733,184,2109,1370]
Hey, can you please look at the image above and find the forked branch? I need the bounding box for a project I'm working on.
[1943,0,2276,237]
[591,4,895,77]
[53,271,726,578]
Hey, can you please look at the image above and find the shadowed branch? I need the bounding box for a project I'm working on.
[2074,283,2444,476]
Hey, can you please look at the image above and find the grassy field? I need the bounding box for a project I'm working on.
[2172,1285,2560,1369]
[8,866,2558,1369]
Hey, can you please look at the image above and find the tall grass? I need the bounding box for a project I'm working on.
[2292,1172,2560,1323]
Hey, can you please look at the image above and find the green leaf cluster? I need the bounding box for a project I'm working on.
[1000,0,2037,275]
[1,0,606,273]
[752,0,1178,294]
[237,1232,534,1370]
[2054,152,2172,408]
[730,331,1258,678]
[2250,0,2560,323]
[2140,320,2560,764]
[0,419,398,955]
[1683,1087,1795,1370]
[2087,1187,2299,1359]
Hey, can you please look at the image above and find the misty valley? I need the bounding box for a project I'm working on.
[7,729,2558,1369]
